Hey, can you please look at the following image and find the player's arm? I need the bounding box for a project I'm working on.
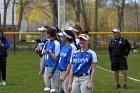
[67,65,73,91]
[43,42,60,61]
[39,56,45,77]
[60,63,72,81]
[87,63,97,89]
[62,47,77,81]
[47,51,58,61]
[40,56,44,70]
[87,51,98,89]
[35,46,40,54]
[48,43,60,78]
[47,51,59,79]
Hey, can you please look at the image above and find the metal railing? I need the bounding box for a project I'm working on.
[3,31,140,35]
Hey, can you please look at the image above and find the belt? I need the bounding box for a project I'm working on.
[74,73,90,77]
[60,69,66,71]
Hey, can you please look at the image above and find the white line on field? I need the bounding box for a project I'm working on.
[97,65,140,83]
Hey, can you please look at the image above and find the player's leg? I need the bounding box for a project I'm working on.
[44,67,51,92]
[71,76,80,93]
[61,71,70,93]
[80,76,92,93]
[51,68,60,93]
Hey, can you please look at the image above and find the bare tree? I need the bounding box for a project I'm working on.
[76,0,80,22]
[48,0,58,26]
[12,0,16,54]
[21,0,51,23]
[113,0,125,31]
[134,0,140,31]
[98,0,108,7]
[81,0,89,31]
[12,0,15,31]
[120,0,125,31]
[70,0,90,31]
[3,0,11,31]
[17,0,24,32]
[16,0,32,32]
[70,0,81,22]
[93,0,98,48]
[34,5,51,19]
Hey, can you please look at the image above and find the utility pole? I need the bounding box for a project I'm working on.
[58,0,65,29]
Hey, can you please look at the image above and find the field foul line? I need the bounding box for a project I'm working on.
[97,66,140,83]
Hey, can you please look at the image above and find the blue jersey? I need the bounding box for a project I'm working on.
[57,43,77,71]
[70,49,98,75]
[40,36,48,43]
[43,39,60,67]
[36,36,48,57]
[37,42,45,58]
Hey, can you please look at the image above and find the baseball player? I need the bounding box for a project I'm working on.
[46,30,77,93]
[35,26,49,77]
[67,34,98,93]
[35,25,49,58]
[41,27,60,93]
[68,24,82,50]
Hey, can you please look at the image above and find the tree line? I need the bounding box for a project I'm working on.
[0,0,140,32]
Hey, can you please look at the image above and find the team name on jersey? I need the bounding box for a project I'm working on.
[73,58,89,63]
[60,53,67,57]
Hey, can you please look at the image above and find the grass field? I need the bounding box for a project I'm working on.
[0,50,140,93]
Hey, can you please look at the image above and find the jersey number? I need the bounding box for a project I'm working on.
[78,64,82,70]
[59,57,62,63]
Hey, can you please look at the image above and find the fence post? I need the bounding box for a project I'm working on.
[13,34,16,54]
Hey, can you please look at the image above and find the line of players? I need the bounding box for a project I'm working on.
[35,24,98,93]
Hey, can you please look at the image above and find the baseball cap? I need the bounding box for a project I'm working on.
[67,26,79,32]
[58,32,63,37]
[112,28,120,33]
[58,31,73,39]
[38,26,48,32]
[62,31,73,39]
[79,34,90,41]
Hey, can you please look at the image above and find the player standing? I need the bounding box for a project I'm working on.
[41,27,60,93]
[46,30,77,93]
[67,34,98,93]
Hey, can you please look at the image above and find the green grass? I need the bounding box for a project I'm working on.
[0,50,140,93]
[0,51,43,93]
[94,51,140,93]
